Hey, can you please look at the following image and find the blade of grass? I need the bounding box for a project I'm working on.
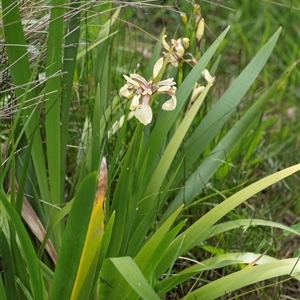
[157,252,279,295]
[156,164,300,277]
[172,27,282,189]
[44,0,66,244]
[0,192,46,299]
[141,26,230,180]
[61,0,82,203]
[184,257,299,300]
[50,173,97,300]
[70,158,107,300]
[2,0,50,206]
[0,231,17,300]
[163,58,296,221]
[118,206,185,300]
[109,257,160,300]
[140,77,214,217]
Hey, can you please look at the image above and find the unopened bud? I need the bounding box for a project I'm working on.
[191,84,205,102]
[202,68,214,84]
[193,4,200,15]
[196,18,205,42]
[181,13,188,25]
[193,4,201,24]
[182,37,189,49]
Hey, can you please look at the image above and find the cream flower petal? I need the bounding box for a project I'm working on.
[196,18,205,41]
[175,44,185,58]
[157,85,171,92]
[130,94,140,110]
[120,84,133,98]
[130,74,150,91]
[171,39,177,46]
[202,69,213,83]
[182,37,189,49]
[162,35,170,51]
[134,103,153,125]
[170,59,178,67]
[164,86,177,96]
[153,57,164,79]
[123,74,140,87]
[191,85,205,102]
[162,95,176,111]
[156,78,176,87]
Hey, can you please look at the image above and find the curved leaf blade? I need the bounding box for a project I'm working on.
[50,173,98,300]
[0,192,46,299]
[183,257,299,300]
[109,257,160,300]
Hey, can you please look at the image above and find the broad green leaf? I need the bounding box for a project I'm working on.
[142,78,214,216]
[157,218,300,294]
[156,164,300,277]
[157,252,279,295]
[127,154,184,256]
[0,192,46,299]
[0,274,7,300]
[107,127,144,257]
[50,173,97,300]
[183,257,299,299]
[204,219,300,240]
[126,207,185,300]
[171,28,282,192]
[132,26,230,230]
[109,257,160,300]
[2,0,32,99]
[135,205,184,271]
[71,159,107,300]
[44,0,65,237]
[39,261,54,285]
[2,0,50,207]
[0,231,17,299]
[163,57,296,221]
[60,0,82,206]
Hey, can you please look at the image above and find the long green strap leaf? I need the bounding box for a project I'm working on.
[109,257,160,300]
[163,54,295,221]
[132,26,230,230]
[50,173,97,300]
[142,26,230,181]
[70,159,107,300]
[0,192,46,299]
[44,0,65,214]
[157,218,300,294]
[172,27,282,188]
[2,0,50,206]
[156,164,300,277]
[141,78,214,215]
[183,257,299,299]
[108,206,184,300]
[61,0,82,205]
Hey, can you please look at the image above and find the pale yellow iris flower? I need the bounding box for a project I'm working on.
[162,35,189,67]
[120,58,177,125]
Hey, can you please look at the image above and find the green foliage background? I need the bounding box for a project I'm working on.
[0,0,299,299]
